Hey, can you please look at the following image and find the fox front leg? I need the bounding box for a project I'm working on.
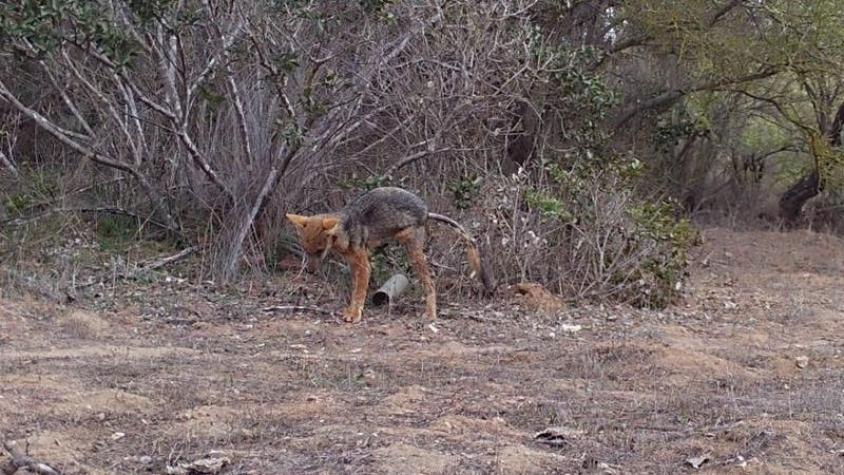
[343,248,371,323]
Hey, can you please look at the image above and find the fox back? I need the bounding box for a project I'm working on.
[339,187,428,249]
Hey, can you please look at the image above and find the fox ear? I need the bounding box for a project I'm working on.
[286,213,308,227]
[321,217,340,231]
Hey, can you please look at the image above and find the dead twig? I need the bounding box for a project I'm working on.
[73,246,200,291]
[0,207,179,238]
[220,167,280,280]
[0,150,19,178]
[1,439,61,475]
[263,305,338,317]
[139,246,199,272]
[381,147,450,178]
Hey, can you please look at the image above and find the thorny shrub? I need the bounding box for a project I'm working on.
[482,157,697,308]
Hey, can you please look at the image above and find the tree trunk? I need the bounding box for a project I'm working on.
[778,170,820,225]
[778,101,844,224]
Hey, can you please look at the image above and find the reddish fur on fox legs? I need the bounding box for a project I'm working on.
[343,247,370,323]
[395,227,437,319]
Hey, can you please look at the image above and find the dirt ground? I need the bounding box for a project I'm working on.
[1,227,844,474]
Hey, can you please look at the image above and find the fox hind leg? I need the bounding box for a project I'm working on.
[343,247,371,323]
[396,227,437,319]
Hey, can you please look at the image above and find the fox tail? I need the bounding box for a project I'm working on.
[427,212,496,294]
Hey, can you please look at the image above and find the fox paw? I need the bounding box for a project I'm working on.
[343,307,363,323]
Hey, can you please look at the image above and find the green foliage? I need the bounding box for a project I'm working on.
[447,175,481,211]
[810,131,844,191]
[521,25,618,153]
[653,116,710,152]
[360,0,395,16]
[2,172,57,217]
[276,122,303,148]
[96,214,139,251]
[741,115,791,154]
[357,0,396,23]
[198,86,227,114]
[339,174,393,192]
[618,0,769,80]
[524,189,571,221]
[127,0,176,24]
[274,51,300,74]
[505,15,699,307]
[524,155,696,308]
[627,201,698,308]
[0,0,139,65]
[3,193,32,217]
[368,243,409,290]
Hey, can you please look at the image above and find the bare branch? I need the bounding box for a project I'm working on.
[220,167,280,279]
[60,49,141,162]
[185,20,245,105]
[613,68,781,128]
[139,246,199,271]
[206,1,254,165]
[709,0,743,26]
[263,305,338,317]
[176,129,234,201]
[382,147,451,177]
[0,149,18,178]
[0,78,176,230]
[0,78,132,173]
[153,23,184,120]
[30,47,95,138]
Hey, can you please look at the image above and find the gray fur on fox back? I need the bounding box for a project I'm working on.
[339,187,428,248]
[338,187,496,293]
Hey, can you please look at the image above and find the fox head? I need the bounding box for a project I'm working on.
[286,213,342,257]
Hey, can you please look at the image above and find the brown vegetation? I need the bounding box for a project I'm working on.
[4,1,844,472]
[1,229,843,473]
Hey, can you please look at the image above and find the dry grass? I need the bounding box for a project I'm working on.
[1,227,844,474]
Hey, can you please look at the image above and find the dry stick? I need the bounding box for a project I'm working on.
[147,24,234,202]
[206,3,253,167]
[382,147,450,177]
[1,207,177,238]
[73,246,199,291]
[263,305,338,317]
[1,439,60,475]
[221,168,280,280]
[139,246,199,272]
[0,149,18,178]
[58,49,141,165]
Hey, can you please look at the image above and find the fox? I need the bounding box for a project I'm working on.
[286,187,495,323]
